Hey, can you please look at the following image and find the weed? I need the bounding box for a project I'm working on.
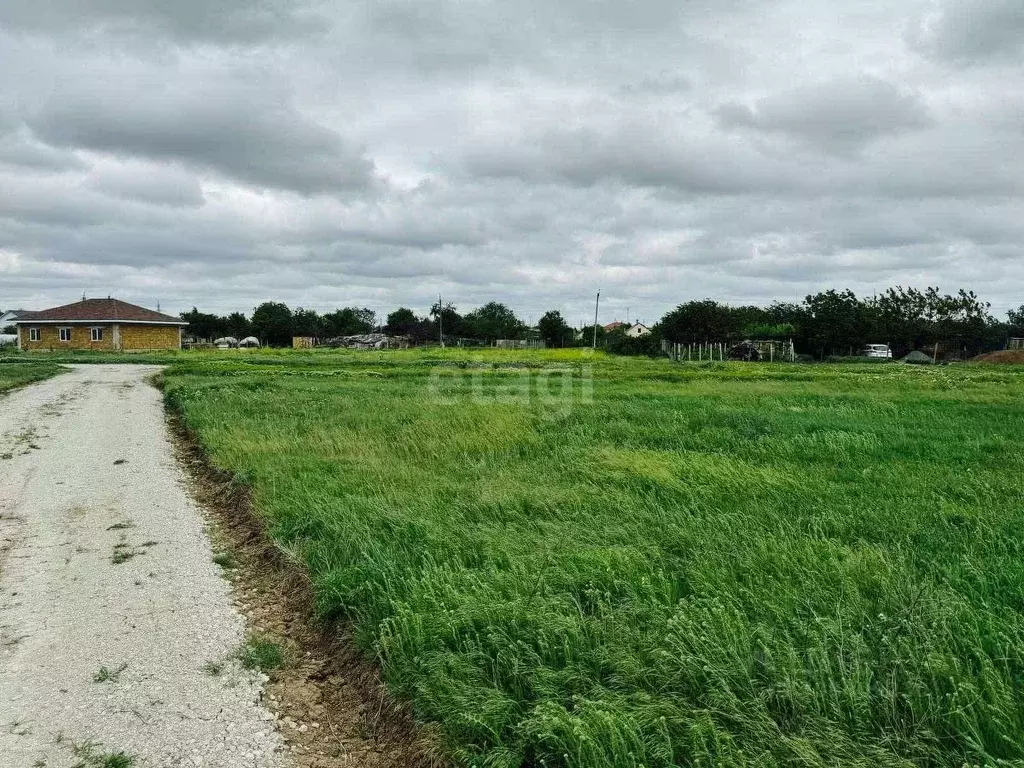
[202,661,225,676]
[110,542,142,565]
[92,663,127,683]
[211,552,236,569]
[235,635,284,672]
[70,739,135,768]
[106,521,133,531]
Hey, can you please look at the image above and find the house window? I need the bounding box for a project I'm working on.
[91,327,104,342]
[59,327,72,342]
[29,327,40,342]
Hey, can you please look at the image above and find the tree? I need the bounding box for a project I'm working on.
[537,310,571,347]
[225,311,251,339]
[322,307,375,337]
[386,308,420,337]
[292,307,322,337]
[462,302,525,341]
[803,289,872,357]
[430,301,463,340]
[659,300,739,344]
[251,302,293,346]
[181,307,226,341]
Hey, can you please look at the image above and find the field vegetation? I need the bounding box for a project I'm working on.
[0,360,63,393]
[111,350,1024,765]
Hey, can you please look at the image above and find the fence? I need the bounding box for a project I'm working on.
[661,339,796,362]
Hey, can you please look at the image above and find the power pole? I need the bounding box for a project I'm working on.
[438,294,444,347]
[592,290,601,350]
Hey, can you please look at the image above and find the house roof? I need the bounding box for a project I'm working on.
[14,298,186,325]
[604,321,625,330]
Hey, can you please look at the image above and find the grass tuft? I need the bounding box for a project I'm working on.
[92,663,127,683]
[236,635,284,672]
[211,551,236,569]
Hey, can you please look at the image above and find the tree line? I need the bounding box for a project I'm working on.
[183,287,1024,358]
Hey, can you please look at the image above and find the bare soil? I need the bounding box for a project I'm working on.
[971,349,1024,364]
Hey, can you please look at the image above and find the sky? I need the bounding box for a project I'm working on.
[1,0,1022,325]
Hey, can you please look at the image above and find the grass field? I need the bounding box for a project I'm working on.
[0,360,64,394]
[159,350,1024,767]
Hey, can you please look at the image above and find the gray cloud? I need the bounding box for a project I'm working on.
[87,161,205,208]
[2,0,1024,321]
[716,75,933,154]
[908,0,1024,64]
[0,0,326,44]
[29,84,376,196]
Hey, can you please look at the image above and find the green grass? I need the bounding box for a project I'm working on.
[0,360,63,393]
[212,551,237,569]
[162,350,1024,767]
[70,739,135,768]
[236,634,285,671]
[92,663,127,683]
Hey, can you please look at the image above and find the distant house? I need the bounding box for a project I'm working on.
[13,298,187,351]
[604,320,651,338]
[1,309,27,329]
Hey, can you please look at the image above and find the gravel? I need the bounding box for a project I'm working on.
[0,365,286,767]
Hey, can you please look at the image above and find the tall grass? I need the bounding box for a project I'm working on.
[163,351,1024,767]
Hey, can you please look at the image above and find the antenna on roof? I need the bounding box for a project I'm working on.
[82,291,86,301]
[157,300,161,312]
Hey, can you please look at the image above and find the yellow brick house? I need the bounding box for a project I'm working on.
[14,298,187,351]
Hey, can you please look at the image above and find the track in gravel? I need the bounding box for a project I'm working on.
[0,365,285,768]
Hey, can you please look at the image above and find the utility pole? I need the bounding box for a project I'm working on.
[438,294,444,347]
[592,290,601,350]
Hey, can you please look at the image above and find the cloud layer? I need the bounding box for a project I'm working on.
[1,0,1023,323]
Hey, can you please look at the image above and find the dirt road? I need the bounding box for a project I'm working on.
[0,365,285,767]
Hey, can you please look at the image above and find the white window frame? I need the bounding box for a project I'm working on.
[59,327,72,342]
[28,327,41,342]
[91,327,104,342]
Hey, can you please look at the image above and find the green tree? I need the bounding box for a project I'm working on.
[251,302,293,346]
[430,301,463,340]
[462,302,525,341]
[659,300,739,343]
[181,307,227,341]
[537,310,571,347]
[322,307,375,337]
[386,308,420,337]
[291,307,322,337]
[803,289,872,357]
[225,311,251,339]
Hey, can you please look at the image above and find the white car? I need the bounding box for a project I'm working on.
[861,343,892,359]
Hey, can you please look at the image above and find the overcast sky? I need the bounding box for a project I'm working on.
[1,0,1022,324]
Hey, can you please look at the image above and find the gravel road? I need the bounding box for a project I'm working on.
[0,365,285,767]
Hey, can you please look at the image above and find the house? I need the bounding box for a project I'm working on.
[1,309,27,329]
[13,298,187,351]
[625,323,651,338]
[604,320,651,338]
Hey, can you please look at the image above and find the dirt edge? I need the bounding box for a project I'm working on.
[164,404,445,768]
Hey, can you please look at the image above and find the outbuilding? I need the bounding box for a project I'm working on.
[14,298,187,351]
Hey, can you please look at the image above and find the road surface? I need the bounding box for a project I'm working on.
[0,365,285,767]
